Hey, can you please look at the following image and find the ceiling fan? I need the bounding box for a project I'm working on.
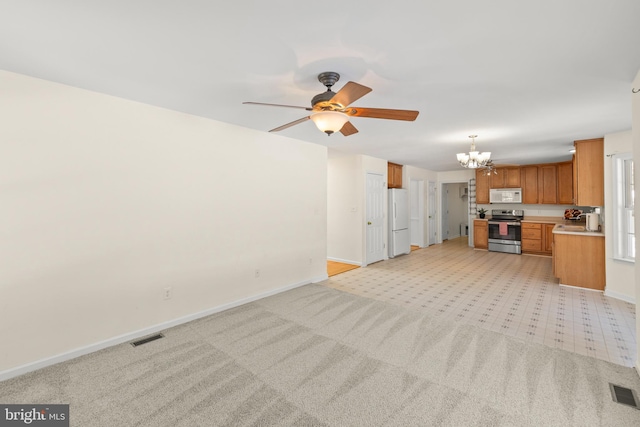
[479,160,520,176]
[243,72,419,136]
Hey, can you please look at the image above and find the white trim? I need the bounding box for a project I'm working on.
[559,284,604,293]
[0,278,320,382]
[604,288,636,304]
[327,257,362,266]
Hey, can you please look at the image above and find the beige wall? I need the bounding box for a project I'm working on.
[0,71,328,376]
[604,130,635,302]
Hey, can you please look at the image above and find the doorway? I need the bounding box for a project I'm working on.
[441,182,469,242]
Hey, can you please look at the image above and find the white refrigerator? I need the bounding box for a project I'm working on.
[388,188,411,258]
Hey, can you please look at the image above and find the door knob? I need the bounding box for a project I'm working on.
[368,221,372,225]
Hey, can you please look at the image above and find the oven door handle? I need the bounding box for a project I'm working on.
[488,221,521,226]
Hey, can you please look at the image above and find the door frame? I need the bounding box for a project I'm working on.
[438,179,471,245]
[428,180,437,246]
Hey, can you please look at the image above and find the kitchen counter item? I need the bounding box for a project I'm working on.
[586,213,600,231]
[564,209,583,220]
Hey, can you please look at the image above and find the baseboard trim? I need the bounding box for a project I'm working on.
[0,278,315,382]
[327,257,361,266]
[604,289,636,304]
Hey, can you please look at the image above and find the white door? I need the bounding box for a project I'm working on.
[365,172,385,265]
[428,181,437,245]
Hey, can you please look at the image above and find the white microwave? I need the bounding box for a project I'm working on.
[490,188,522,204]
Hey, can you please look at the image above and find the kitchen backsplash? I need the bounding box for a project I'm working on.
[475,204,599,217]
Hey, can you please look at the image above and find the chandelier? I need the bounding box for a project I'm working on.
[456,135,491,169]
[481,160,498,176]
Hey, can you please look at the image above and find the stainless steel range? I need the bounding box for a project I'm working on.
[488,209,524,254]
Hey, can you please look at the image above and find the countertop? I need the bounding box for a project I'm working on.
[473,215,604,236]
[552,223,604,237]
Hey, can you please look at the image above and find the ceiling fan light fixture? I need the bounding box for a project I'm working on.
[310,111,349,135]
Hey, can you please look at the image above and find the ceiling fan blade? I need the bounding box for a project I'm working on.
[339,121,359,136]
[345,107,419,121]
[243,102,311,111]
[330,81,372,107]
[269,116,310,132]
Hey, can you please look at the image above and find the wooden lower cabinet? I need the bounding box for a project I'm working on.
[521,222,554,256]
[553,233,605,290]
[473,219,488,249]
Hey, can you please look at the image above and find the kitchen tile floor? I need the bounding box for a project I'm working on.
[323,237,637,367]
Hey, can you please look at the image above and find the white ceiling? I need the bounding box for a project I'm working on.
[2,1,639,171]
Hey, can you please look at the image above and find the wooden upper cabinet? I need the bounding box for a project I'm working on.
[489,167,521,188]
[388,162,403,188]
[557,161,574,205]
[475,170,490,204]
[490,168,505,188]
[504,167,521,187]
[521,166,539,204]
[539,164,558,204]
[574,138,604,206]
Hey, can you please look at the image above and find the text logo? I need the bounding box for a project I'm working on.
[0,405,68,427]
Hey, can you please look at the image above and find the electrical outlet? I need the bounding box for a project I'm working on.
[255,269,260,278]
[163,287,172,300]
[309,258,313,264]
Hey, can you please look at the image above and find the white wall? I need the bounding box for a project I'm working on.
[632,69,640,373]
[0,71,328,376]
[604,130,635,303]
[327,151,361,264]
[326,152,388,265]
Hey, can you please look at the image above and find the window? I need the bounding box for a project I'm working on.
[613,153,634,262]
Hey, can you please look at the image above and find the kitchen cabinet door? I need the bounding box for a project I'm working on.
[557,161,574,205]
[538,164,558,204]
[473,220,488,249]
[554,234,605,290]
[521,166,538,204]
[490,168,505,188]
[574,138,604,206]
[388,162,403,188]
[544,224,554,253]
[475,170,490,204]
[504,167,521,187]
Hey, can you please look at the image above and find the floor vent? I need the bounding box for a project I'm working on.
[610,383,640,409]
[131,333,164,347]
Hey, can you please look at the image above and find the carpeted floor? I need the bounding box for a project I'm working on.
[2,284,640,426]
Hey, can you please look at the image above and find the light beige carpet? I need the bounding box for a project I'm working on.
[2,284,640,426]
